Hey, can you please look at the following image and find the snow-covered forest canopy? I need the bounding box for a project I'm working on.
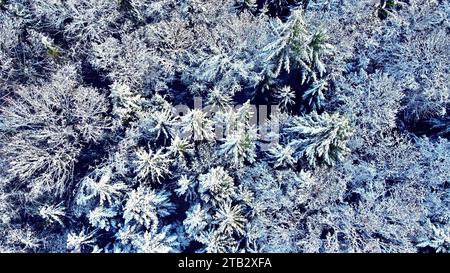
[0,0,448,253]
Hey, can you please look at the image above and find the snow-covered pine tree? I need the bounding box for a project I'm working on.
[285,111,352,167]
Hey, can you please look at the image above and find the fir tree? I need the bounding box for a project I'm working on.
[285,111,352,167]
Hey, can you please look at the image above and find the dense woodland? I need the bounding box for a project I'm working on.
[0,0,449,253]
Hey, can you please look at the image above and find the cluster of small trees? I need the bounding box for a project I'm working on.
[0,0,448,253]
